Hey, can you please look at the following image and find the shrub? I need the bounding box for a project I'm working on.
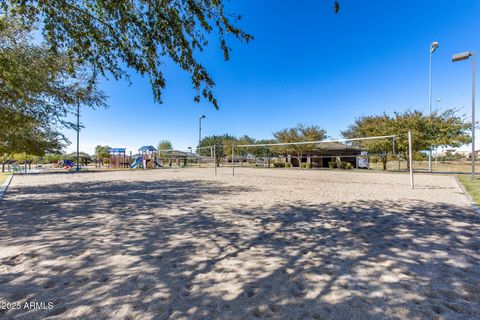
[337,161,345,169]
[301,162,312,169]
[344,162,353,170]
[328,161,337,169]
[274,162,285,168]
[285,163,292,168]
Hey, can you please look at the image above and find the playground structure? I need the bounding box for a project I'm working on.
[109,148,129,168]
[130,146,198,169]
[63,160,76,170]
[87,144,200,170]
[131,146,158,169]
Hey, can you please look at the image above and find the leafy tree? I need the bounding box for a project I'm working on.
[44,153,63,163]
[3,1,253,108]
[425,109,471,149]
[0,15,106,170]
[0,109,64,171]
[342,114,394,170]
[198,134,236,166]
[0,15,107,131]
[250,139,278,167]
[236,135,255,159]
[273,124,326,163]
[157,140,173,151]
[343,110,470,170]
[392,110,470,168]
[94,145,111,165]
[64,152,92,165]
[157,140,173,157]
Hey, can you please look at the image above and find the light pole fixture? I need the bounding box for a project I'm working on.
[199,115,206,146]
[428,41,439,173]
[452,51,476,179]
[435,98,441,112]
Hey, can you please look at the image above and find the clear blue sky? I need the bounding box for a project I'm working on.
[64,0,480,154]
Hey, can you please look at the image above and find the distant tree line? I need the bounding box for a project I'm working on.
[198,110,471,170]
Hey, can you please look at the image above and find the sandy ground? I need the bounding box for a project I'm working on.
[0,168,479,320]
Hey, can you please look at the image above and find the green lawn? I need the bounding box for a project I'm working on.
[458,175,480,205]
[0,174,9,185]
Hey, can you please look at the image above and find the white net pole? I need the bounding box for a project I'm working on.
[213,145,217,176]
[196,146,217,174]
[232,144,235,176]
[408,131,414,189]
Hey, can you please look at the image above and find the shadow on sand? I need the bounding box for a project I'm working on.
[0,178,479,320]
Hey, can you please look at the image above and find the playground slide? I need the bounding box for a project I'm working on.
[63,160,75,170]
[130,157,142,169]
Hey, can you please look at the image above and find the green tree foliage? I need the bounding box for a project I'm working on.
[392,110,470,165]
[235,135,255,158]
[273,123,326,156]
[157,140,173,151]
[94,145,110,160]
[157,140,173,153]
[3,1,253,108]
[198,134,236,166]
[0,15,107,131]
[44,153,63,163]
[343,110,470,170]
[342,114,394,170]
[0,108,64,171]
[249,139,278,167]
[0,16,106,166]
[249,139,278,159]
[64,152,92,163]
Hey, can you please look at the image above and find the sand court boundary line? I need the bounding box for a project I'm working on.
[0,175,12,205]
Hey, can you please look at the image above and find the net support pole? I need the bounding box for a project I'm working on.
[232,144,235,176]
[212,146,217,176]
[408,131,414,189]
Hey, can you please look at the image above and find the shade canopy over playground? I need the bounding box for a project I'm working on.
[109,148,127,153]
[138,146,157,152]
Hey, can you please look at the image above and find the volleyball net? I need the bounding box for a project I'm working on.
[230,133,415,188]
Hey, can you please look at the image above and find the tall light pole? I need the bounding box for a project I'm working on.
[435,98,441,113]
[199,115,206,146]
[428,41,439,172]
[452,51,476,179]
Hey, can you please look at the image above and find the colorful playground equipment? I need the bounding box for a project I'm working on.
[62,160,75,170]
[109,147,129,168]
[129,145,193,169]
[130,157,143,169]
[131,146,158,169]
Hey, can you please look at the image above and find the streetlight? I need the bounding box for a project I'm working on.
[452,51,476,179]
[435,98,441,112]
[199,115,206,146]
[428,41,439,172]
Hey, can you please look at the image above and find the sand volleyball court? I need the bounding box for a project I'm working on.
[0,168,479,319]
